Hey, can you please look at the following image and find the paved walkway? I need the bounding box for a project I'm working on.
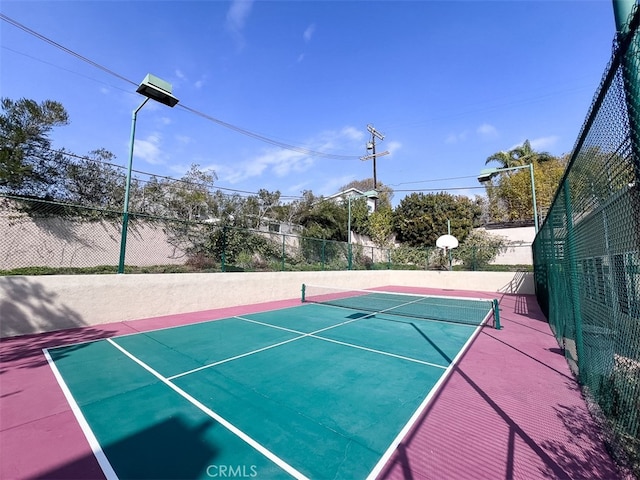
[0,289,624,479]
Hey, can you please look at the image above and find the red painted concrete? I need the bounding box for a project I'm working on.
[378,289,621,480]
[0,290,624,479]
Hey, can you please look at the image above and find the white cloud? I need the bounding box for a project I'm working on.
[385,140,402,155]
[134,134,165,165]
[530,136,560,150]
[445,131,468,144]
[217,149,316,185]
[340,126,365,142]
[303,24,316,42]
[477,123,498,139]
[318,175,357,196]
[287,181,311,195]
[175,69,186,80]
[194,79,205,89]
[226,0,254,47]
[297,53,306,63]
[208,125,366,186]
[509,136,560,152]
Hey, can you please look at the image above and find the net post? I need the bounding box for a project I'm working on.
[301,283,306,303]
[492,299,501,329]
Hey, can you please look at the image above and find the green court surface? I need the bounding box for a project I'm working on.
[46,297,491,479]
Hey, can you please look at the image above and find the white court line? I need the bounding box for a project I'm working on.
[238,315,446,368]
[171,310,447,380]
[170,314,377,379]
[106,339,310,480]
[43,348,119,480]
[241,313,448,368]
[365,308,493,480]
[167,335,306,380]
[306,334,447,369]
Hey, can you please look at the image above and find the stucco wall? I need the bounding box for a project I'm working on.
[0,270,534,338]
[481,226,535,265]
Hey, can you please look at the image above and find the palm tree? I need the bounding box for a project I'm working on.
[510,139,554,166]
[485,150,515,168]
[485,140,555,169]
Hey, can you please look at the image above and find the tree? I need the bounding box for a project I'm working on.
[0,98,69,197]
[274,190,316,225]
[494,157,566,222]
[483,140,563,224]
[345,196,371,239]
[368,204,394,247]
[393,192,480,247]
[299,198,346,241]
[482,156,566,224]
[161,164,217,221]
[244,189,281,229]
[453,229,507,270]
[510,139,554,166]
[485,150,515,169]
[485,139,554,169]
[64,149,125,209]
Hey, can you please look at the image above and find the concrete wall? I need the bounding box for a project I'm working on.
[482,226,535,265]
[0,270,534,338]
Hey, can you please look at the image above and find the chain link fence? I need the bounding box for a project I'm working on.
[0,194,533,274]
[533,5,640,475]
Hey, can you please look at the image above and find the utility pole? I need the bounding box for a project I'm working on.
[361,124,389,192]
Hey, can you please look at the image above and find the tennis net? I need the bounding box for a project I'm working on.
[301,284,500,329]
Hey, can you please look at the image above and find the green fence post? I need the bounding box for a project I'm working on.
[613,0,640,248]
[563,179,585,382]
[301,283,306,302]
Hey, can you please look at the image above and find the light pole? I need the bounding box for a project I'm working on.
[118,74,179,273]
[477,163,539,233]
[347,189,378,270]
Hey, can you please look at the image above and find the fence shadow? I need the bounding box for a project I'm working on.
[497,270,531,294]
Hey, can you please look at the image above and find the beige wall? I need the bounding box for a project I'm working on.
[0,270,534,338]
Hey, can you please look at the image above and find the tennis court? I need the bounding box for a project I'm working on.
[43,286,496,479]
[1,285,622,480]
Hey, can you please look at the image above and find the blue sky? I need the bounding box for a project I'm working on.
[1,0,618,205]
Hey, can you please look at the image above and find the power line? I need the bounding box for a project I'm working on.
[0,14,137,87]
[179,105,361,160]
[0,13,362,161]
[46,147,291,198]
[387,174,482,186]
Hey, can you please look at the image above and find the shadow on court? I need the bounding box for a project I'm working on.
[28,417,218,480]
[0,326,118,375]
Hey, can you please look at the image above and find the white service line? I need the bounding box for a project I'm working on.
[106,338,310,480]
[236,314,446,367]
[43,348,119,480]
[365,309,492,480]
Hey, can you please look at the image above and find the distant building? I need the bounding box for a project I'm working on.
[327,188,376,213]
